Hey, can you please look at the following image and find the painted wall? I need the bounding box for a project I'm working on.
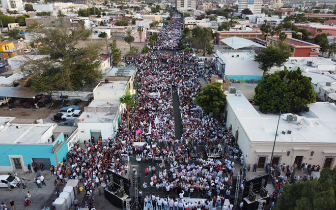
[296,25,336,36]
[56,134,68,165]
[294,48,312,57]
[0,133,66,172]
[78,122,114,142]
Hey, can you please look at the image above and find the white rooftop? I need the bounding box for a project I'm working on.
[303,72,336,84]
[88,100,120,108]
[0,123,55,144]
[220,37,265,50]
[78,111,116,123]
[216,50,262,76]
[94,81,128,91]
[226,93,336,143]
[106,67,137,77]
[270,57,336,74]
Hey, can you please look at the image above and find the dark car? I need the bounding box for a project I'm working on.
[54,113,64,121]
[37,97,51,107]
[66,99,81,106]
[58,120,75,126]
[21,99,34,108]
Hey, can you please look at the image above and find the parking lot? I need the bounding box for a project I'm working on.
[0,100,87,124]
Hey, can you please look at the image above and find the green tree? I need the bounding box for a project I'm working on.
[78,8,89,17]
[210,15,217,21]
[195,82,226,114]
[254,68,316,113]
[149,20,159,28]
[137,27,143,43]
[200,14,206,19]
[328,43,336,58]
[16,15,28,26]
[314,33,330,54]
[98,32,107,38]
[24,26,101,92]
[206,43,214,55]
[24,4,34,12]
[115,20,129,26]
[254,42,292,77]
[124,29,134,52]
[90,7,101,16]
[183,12,191,17]
[7,29,20,39]
[184,47,190,52]
[142,46,150,53]
[242,8,253,14]
[36,12,51,16]
[149,34,159,46]
[279,32,287,42]
[119,94,137,133]
[111,47,122,66]
[0,15,15,27]
[274,169,336,210]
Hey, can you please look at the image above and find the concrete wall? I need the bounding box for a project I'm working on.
[0,133,66,172]
[93,88,125,101]
[77,122,115,142]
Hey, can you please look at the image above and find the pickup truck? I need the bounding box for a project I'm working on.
[59,108,82,116]
[54,113,79,121]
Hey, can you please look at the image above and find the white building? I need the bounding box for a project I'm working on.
[1,0,23,10]
[225,92,336,169]
[77,67,137,142]
[175,0,197,11]
[91,28,111,39]
[215,49,263,81]
[238,0,262,14]
[33,4,53,12]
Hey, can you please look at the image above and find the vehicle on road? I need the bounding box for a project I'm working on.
[54,113,79,121]
[59,108,82,116]
[0,63,6,68]
[0,175,20,188]
[21,99,34,108]
[58,120,75,126]
[24,48,34,53]
[37,97,51,107]
[60,105,80,111]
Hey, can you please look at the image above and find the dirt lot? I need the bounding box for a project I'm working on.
[0,100,87,124]
[76,37,147,56]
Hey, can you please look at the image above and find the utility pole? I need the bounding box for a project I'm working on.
[270,112,281,168]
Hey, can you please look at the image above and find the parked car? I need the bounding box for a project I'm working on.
[59,105,80,111]
[58,120,75,126]
[0,97,10,106]
[59,108,82,116]
[0,63,6,68]
[37,97,51,107]
[66,99,81,106]
[24,48,34,53]
[0,175,20,188]
[54,113,79,121]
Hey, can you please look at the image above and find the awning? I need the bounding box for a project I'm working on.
[0,87,39,98]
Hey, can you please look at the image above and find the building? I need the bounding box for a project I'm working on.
[271,0,283,9]
[33,4,53,12]
[238,0,262,14]
[0,41,22,59]
[91,28,112,39]
[1,0,23,10]
[216,31,263,44]
[214,50,263,81]
[0,117,77,172]
[304,14,336,19]
[8,23,19,30]
[266,36,320,57]
[175,0,197,11]
[225,91,336,169]
[77,67,137,142]
[295,23,336,37]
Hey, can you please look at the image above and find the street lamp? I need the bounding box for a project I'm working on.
[270,112,281,169]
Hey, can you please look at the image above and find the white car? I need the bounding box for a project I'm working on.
[0,63,6,68]
[24,48,34,53]
[0,175,20,188]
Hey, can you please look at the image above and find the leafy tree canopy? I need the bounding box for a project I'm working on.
[115,20,128,26]
[254,41,292,77]
[195,82,226,114]
[274,167,336,210]
[242,8,253,14]
[254,68,316,113]
[24,4,35,12]
[24,26,102,92]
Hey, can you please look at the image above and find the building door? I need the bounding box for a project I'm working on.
[324,158,334,168]
[272,157,280,166]
[294,156,303,169]
[90,130,101,142]
[258,157,266,168]
[32,158,51,170]
[235,130,239,143]
[12,158,22,169]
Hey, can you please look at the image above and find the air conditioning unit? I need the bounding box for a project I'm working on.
[326,82,331,86]
[287,114,298,122]
[229,87,236,94]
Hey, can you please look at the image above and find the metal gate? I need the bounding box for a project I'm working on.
[90,130,101,142]
[32,158,51,170]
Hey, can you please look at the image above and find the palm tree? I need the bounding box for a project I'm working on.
[137,27,143,43]
[119,94,137,133]
[328,43,336,58]
[279,32,287,42]
[124,29,135,52]
[260,23,270,39]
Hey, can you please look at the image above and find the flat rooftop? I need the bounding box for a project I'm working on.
[88,100,120,108]
[95,81,128,91]
[78,111,116,123]
[216,50,262,76]
[226,93,336,143]
[106,67,137,77]
[0,123,54,144]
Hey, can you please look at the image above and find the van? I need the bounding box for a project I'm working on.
[37,97,51,107]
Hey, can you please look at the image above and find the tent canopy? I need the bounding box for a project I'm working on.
[219,37,265,50]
